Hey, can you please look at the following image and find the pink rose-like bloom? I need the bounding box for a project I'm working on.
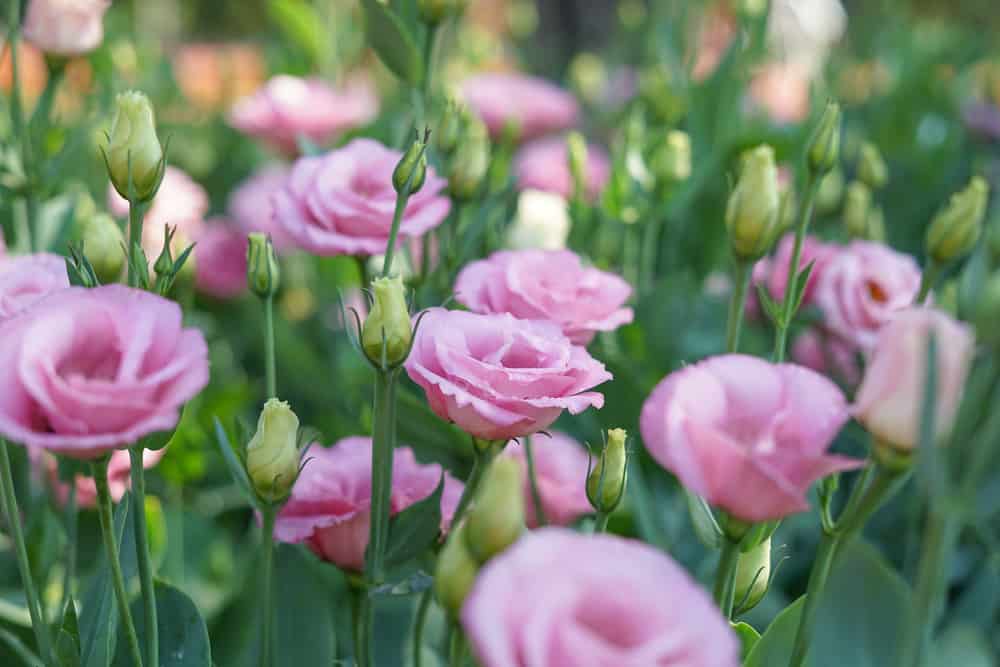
[513,137,610,200]
[462,528,740,667]
[461,73,580,140]
[22,0,110,56]
[0,253,69,321]
[228,165,295,252]
[792,328,862,387]
[194,222,248,299]
[0,285,209,458]
[405,309,611,441]
[505,432,592,527]
[455,250,633,346]
[229,75,378,154]
[35,447,166,508]
[640,354,859,522]
[755,233,838,306]
[813,240,922,350]
[273,436,463,572]
[853,308,974,451]
[273,138,450,257]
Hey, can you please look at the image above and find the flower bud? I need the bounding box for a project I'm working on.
[436,101,464,156]
[246,398,301,503]
[734,539,771,612]
[566,131,588,199]
[76,212,124,284]
[448,123,490,200]
[858,141,888,189]
[650,130,691,187]
[434,522,480,616]
[361,275,412,367]
[807,102,841,176]
[725,145,781,260]
[866,205,886,242]
[247,233,280,298]
[815,168,844,216]
[418,0,453,23]
[926,176,989,264]
[587,428,628,513]
[843,180,872,239]
[465,457,524,563]
[106,91,163,202]
[393,136,428,195]
[638,65,688,125]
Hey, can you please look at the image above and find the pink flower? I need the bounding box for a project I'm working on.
[455,250,633,346]
[194,222,247,299]
[461,528,740,667]
[461,73,579,140]
[34,447,166,508]
[273,436,463,571]
[748,62,811,124]
[505,432,592,527]
[755,233,838,306]
[640,354,858,522]
[0,285,209,458]
[227,165,295,252]
[791,329,862,387]
[22,0,110,56]
[272,138,451,257]
[813,240,921,350]
[228,75,378,154]
[513,136,610,200]
[405,309,611,441]
[0,253,69,320]
[853,308,973,451]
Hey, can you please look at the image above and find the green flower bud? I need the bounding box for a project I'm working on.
[247,232,280,298]
[866,205,886,242]
[586,428,628,512]
[638,65,687,125]
[433,522,480,616]
[843,181,872,239]
[566,131,588,199]
[361,275,412,367]
[246,398,301,503]
[76,213,124,284]
[448,123,490,200]
[106,91,163,202]
[651,130,691,187]
[726,145,781,260]
[393,137,428,195]
[807,102,841,176]
[436,101,464,156]
[815,168,844,216]
[734,539,771,612]
[465,457,524,563]
[858,141,888,189]
[926,177,989,264]
[568,52,607,105]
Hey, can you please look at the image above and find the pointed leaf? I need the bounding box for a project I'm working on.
[361,0,423,84]
[755,283,784,326]
[80,496,131,667]
[55,598,81,667]
[791,260,817,313]
[684,490,722,549]
[383,475,444,569]
[212,418,256,507]
[113,581,211,667]
[732,621,761,661]
[743,596,804,667]
[0,626,43,667]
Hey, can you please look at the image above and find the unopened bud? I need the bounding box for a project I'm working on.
[638,65,687,124]
[434,522,480,616]
[926,177,989,264]
[247,233,280,298]
[726,145,781,260]
[465,457,524,563]
[106,91,163,202]
[867,205,886,242]
[393,136,428,194]
[566,131,588,199]
[587,428,628,512]
[77,213,124,284]
[448,122,490,200]
[361,275,412,367]
[437,101,464,156]
[246,398,301,503]
[858,141,888,189]
[734,539,771,612]
[651,130,691,187]
[843,181,872,239]
[807,102,841,176]
[815,168,844,216]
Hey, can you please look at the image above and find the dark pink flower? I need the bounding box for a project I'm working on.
[513,136,610,199]
[505,432,592,527]
[461,73,579,140]
[194,221,248,299]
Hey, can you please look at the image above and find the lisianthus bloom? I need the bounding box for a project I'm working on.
[405,309,611,441]
[753,233,838,307]
[228,75,378,154]
[0,253,70,320]
[172,42,264,112]
[791,328,862,388]
[273,437,463,571]
[0,285,209,458]
[462,528,740,667]
[194,221,248,299]
[22,0,111,56]
[272,138,450,257]
[227,165,295,252]
[455,249,633,345]
[640,354,859,521]
[33,447,166,507]
[505,432,592,527]
[461,72,579,140]
[513,137,610,200]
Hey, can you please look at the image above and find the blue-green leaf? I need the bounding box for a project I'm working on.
[361,0,423,84]
[732,621,761,661]
[744,595,804,667]
[113,582,211,666]
[212,418,256,507]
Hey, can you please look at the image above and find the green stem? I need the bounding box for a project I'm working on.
[639,214,666,293]
[772,175,821,362]
[447,623,466,667]
[259,509,276,667]
[352,586,368,667]
[0,441,55,666]
[915,260,940,305]
[421,23,440,108]
[522,437,547,527]
[726,260,752,353]
[593,512,611,534]
[712,539,741,619]
[411,589,432,667]
[452,443,499,524]
[58,482,78,624]
[264,296,277,398]
[127,200,147,288]
[834,465,909,545]
[382,189,412,278]
[129,448,158,667]
[6,2,38,252]
[93,458,143,667]
[787,531,840,667]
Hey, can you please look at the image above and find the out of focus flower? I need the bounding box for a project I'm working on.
[692,4,737,82]
[405,309,610,441]
[194,222,248,299]
[963,102,1000,142]
[843,180,872,238]
[767,0,846,76]
[274,437,463,571]
[227,166,294,252]
[749,62,811,124]
[505,189,570,250]
[0,253,70,320]
[172,42,265,112]
[504,432,592,527]
[858,142,889,189]
[462,528,741,667]
[272,138,450,256]
[229,75,378,154]
[791,328,862,388]
[22,0,110,56]
[640,354,858,522]
[455,249,633,345]
[651,130,692,187]
[513,136,609,200]
[34,448,165,508]
[460,72,579,140]
[106,91,163,202]
[754,233,838,307]
[0,40,48,106]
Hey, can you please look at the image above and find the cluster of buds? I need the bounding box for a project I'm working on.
[844,141,888,240]
[586,428,629,514]
[245,398,304,505]
[726,145,781,261]
[438,102,491,200]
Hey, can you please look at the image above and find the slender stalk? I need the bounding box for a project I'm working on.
[411,588,433,667]
[58,482,78,623]
[421,23,440,108]
[712,539,741,619]
[382,190,412,278]
[258,509,276,667]
[834,466,909,545]
[351,586,368,667]
[726,260,752,353]
[772,176,821,362]
[127,200,147,288]
[264,296,277,398]
[787,531,840,667]
[129,448,158,667]
[6,1,38,252]
[93,458,143,667]
[522,437,547,527]
[0,441,55,665]
[447,624,466,667]
[593,512,611,534]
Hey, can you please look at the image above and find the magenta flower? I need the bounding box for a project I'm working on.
[405,309,611,441]
[227,165,295,252]
[461,73,579,140]
[0,285,209,458]
[22,0,110,56]
[228,75,378,154]
[194,221,248,299]
[273,436,463,572]
[272,138,451,257]
[513,136,610,200]
[462,528,740,667]
[640,354,858,522]
[455,250,633,345]
[0,253,70,321]
[505,432,592,527]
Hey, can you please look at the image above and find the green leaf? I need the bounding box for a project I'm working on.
[0,626,43,667]
[55,599,81,667]
[744,595,804,667]
[113,582,211,667]
[383,475,445,569]
[80,495,131,667]
[684,490,722,549]
[272,546,336,666]
[755,283,783,326]
[360,0,423,84]
[267,0,332,69]
[212,418,256,507]
[732,621,761,661]
[929,625,994,667]
[790,260,816,313]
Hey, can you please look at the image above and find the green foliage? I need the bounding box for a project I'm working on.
[112,582,210,667]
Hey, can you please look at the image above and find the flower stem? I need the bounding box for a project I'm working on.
[712,538,741,619]
[772,175,820,363]
[522,436,547,527]
[259,509,276,667]
[787,530,840,667]
[421,23,440,109]
[593,512,611,534]
[58,482,78,624]
[639,215,665,294]
[127,199,147,288]
[726,260,752,353]
[447,623,466,667]
[92,457,143,667]
[351,586,369,667]
[129,447,158,667]
[0,441,55,665]
[5,1,38,252]
[411,588,433,667]
[264,295,277,398]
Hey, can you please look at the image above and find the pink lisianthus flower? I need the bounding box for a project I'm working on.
[194,221,248,299]
[22,0,110,56]
[0,253,70,321]
[505,432,592,527]
[227,165,295,252]
[513,136,610,200]
[461,73,579,140]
